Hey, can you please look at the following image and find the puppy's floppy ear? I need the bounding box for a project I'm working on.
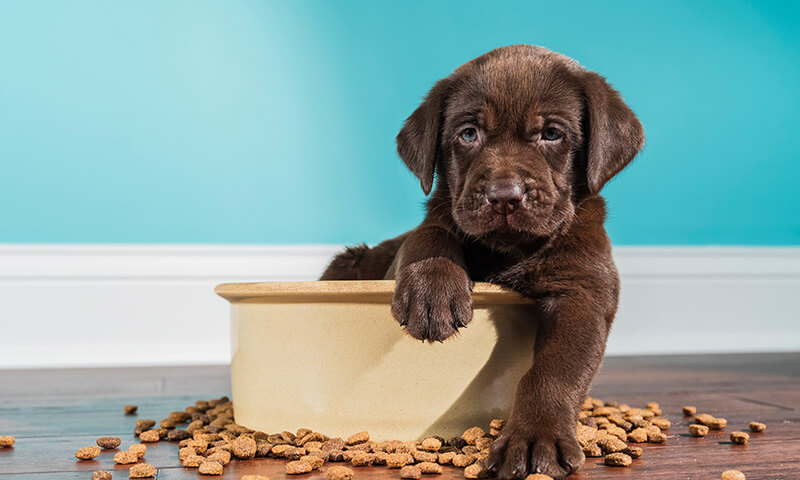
[581,71,645,194]
[396,78,451,195]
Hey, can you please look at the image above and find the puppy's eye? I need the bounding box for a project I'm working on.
[460,128,478,143]
[541,127,563,141]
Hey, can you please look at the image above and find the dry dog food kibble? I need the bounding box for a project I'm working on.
[604,452,633,467]
[346,431,370,445]
[326,466,355,480]
[696,413,727,430]
[730,431,750,445]
[198,461,224,476]
[689,424,709,437]
[286,460,313,474]
[96,436,121,449]
[91,471,112,480]
[400,465,422,479]
[232,435,257,459]
[749,421,766,432]
[0,436,14,448]
[129,463,156,478]
[721,470,746,480]
[463,463,486,479]
[207,450,232,466]
[124,405,138,415]
[123,394,733,480]
[420,437,442,452]
[129,443,147,458]
[75,446,101,460]
[113,451,139,465]
[139,430,160,443]
[682,406,697,416]
[418,461,443,474]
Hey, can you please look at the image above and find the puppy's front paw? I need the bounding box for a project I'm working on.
[488,420,584,480]
[391,258,472,342]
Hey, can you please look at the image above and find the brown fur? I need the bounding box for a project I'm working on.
[321,45,644,479]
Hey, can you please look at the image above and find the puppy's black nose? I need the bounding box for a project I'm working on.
[486,180,524,215]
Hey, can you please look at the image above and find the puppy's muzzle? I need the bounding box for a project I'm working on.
[486,179,525,215]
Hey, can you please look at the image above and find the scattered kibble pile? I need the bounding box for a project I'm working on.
[0,397,767,479]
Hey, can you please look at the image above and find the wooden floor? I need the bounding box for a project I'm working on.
[1,353,798,479]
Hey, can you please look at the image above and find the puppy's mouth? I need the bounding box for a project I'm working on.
[454,197,554,241]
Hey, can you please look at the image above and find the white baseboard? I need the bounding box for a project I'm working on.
[0,245,798,368]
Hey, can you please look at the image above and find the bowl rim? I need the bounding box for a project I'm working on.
[215,280,531,305]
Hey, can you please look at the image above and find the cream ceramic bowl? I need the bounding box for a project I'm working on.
[215,280,536,441]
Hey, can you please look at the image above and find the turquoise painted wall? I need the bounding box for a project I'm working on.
[1,0,798,245]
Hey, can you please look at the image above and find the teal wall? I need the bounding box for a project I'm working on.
[1,0,798,245]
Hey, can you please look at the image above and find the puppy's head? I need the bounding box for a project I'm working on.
[397,45,644,249]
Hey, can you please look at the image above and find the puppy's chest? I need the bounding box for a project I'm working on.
[463,243,530,281]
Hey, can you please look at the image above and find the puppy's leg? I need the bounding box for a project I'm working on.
[390,225,472,342]
[320,233,408,280]
[487,267,616,479]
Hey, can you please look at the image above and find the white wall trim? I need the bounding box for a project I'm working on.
[1,245,798,368]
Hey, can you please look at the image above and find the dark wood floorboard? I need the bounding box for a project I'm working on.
[0,354,798,479]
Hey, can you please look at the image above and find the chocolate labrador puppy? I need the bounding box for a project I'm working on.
[321,45,644,479]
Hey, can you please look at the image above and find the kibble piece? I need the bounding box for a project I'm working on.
[160,419,176,430]
[749,421,766,432]
[721,470,746,480]
[351,452,376,467]
[168,429,191,441]
[648,431,667,443]
[301,454,325,469]
[683,406,697,416]
[129,443,147,458]
[129,463,156,478]
[730,431,750,445]
[695,413,726,430]
[604,452,633,467]
[286,460,313,475]
[437,451,456,465]
[124,405,138,415]
[182,455,204,467]
[452,453,477,467]
[113,451,138,464]
[418,461,443,474]
[710,418,728,430]
[135,419,156,429]
[627,428,648,443]
[76,446,101,460]
[597,436,627,454]
[346,431,369,445]
[92,471,112,480]
[689,424,709,437]
[400,465,422,479]
[96,436,121,449]
[326,466,355,480]
[622,445,643,458]
[462,427,485,445]
[420,436,442,452]
[386,452,409,468]
[413,450,438,463]
[650,417,671,430]
[207,450,232,466]
[198,460,224,475]
[139,430,160,443]
[464,463,486,479]
[525,475,555,480]
[0,436,15,448]
[232,435,257,459]
[582,443,602,457]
